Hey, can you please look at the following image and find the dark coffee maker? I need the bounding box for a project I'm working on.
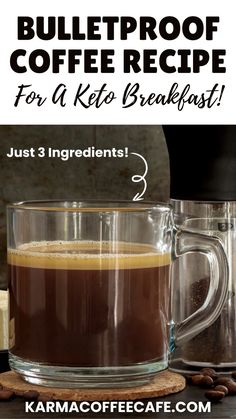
[164,125,236,374]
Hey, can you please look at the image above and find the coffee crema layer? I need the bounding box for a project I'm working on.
[8,241,170,270]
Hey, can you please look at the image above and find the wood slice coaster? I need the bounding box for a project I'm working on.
[0,370,185,401]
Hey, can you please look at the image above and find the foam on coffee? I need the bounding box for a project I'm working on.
[8,240,170,270]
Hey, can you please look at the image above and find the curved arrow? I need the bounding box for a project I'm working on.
[131,152,148,201]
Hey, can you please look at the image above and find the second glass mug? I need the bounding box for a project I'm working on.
[7,201,228,388]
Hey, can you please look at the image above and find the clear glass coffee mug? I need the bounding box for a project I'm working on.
[7,201,228,388]
[169,200,236,374]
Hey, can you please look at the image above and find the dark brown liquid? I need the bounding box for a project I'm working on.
[8,242,170,367]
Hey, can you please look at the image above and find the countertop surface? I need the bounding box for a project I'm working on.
[0,353,235,419]
[0,382,235,419]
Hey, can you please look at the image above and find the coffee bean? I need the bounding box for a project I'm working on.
[225,380,236,395]
[191,374,204,385]
[214,377,232,386]
[23,390,39,401]
[214,377,236,394]
[214,385,229,396]
[200,376,214,388]
[232,371,236,380]
[14,390,25,397]
[0,390,14,400]
[200,368,217,379]
[205,390,225,402]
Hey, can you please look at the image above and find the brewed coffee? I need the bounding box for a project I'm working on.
[8,241,170,367]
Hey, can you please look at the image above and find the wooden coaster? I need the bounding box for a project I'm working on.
[0,370,185,401]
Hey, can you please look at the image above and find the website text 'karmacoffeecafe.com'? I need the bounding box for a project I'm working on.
[25,400,211,414]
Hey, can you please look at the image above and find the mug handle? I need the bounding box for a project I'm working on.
[172,227,229,347]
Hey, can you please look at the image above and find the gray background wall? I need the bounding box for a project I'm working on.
[0,125,170,287]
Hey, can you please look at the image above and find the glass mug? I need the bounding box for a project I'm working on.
[7,201,228,388]
[169,200,236,374]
